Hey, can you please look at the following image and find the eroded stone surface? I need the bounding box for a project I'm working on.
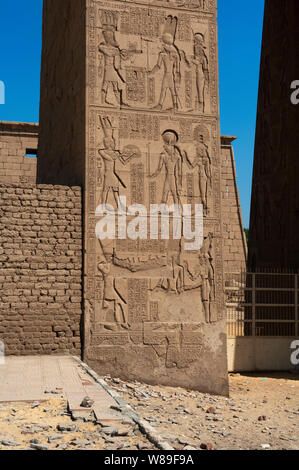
[38,0,228,394]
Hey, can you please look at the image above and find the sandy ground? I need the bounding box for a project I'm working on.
[105,372,299,451]
[0,372,298,451]
[0,398,155,451]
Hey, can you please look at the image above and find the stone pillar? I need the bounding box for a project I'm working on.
[38,0,228,395]
[249,0,299,269]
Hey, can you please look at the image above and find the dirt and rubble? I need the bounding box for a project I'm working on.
[0,372,298,451]
[0,397,156,451]
[105,372,299,451]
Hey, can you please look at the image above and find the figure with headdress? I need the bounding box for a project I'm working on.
[150,130,183,204]
[185,128,211,216]
[198,252,215,323]
[184,246,215,323]
[149,16,187,111]
[192,33,209,113]
[98,116,139,206]
[99,11,137,107]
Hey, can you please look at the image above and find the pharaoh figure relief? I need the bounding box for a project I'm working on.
[97,116,141,206]
[98,11,127,107]
[86,0,226,393]
[96,8,212,115]
[98,11,142,107]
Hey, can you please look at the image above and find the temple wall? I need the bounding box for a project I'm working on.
[0,184,83,356]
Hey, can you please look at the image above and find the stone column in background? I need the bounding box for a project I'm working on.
[248,0,299,269]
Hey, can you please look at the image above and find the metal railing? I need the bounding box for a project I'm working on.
[225,269,299,338]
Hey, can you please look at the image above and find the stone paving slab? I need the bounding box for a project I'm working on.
[93,405,123,424]
[0,355,122,423]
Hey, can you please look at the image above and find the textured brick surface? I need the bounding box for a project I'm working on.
[0,122,38,185]
[220,137,247,273]
[0,184,83,356]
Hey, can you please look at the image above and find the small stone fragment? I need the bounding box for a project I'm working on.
[30,443,49,451]
[200,443,213,450]
[80,396,95,408]
[31,402,40,409]
[258,416,267,421]
[57,423,77,432]
[206,407,217,414]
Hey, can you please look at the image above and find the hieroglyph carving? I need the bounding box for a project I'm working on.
[85,0,226,391]
[94,5,216,115]
[116,0,214,12]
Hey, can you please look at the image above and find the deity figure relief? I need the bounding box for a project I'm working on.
[98,260,128,325]
[191,33,209,113]
[150,130,183,204]
[97,116,140,206]
[184,250,215,323]
[149,16,189,111]
[185,130,212,216]
[150,234,216,320]
[198,253,215,323]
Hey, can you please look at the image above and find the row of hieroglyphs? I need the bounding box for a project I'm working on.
[106,0,213,11]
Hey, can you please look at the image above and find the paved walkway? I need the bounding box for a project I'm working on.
[0,356,121,423]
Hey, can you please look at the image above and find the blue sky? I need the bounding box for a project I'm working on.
[0,0,264,226]
[218,0,264,227]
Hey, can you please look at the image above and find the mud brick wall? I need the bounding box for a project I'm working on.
[0,184,83,355]
[221,137,247,273]
[0,122,39,185]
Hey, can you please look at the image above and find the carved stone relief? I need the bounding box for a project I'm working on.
[85,0,227,394]
[92,3,217,115]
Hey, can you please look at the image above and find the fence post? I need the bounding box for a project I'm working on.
[295,274,298,337]
[252,273,256,337]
